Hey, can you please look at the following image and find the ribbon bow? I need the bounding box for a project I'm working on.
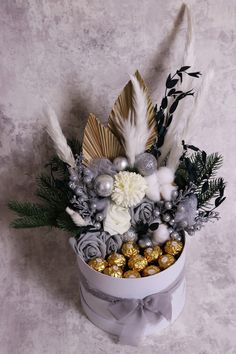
[108,292,172,345]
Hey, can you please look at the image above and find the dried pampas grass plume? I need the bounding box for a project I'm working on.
[45,106,76,168]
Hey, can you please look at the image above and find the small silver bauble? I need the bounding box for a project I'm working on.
[94,174,114,197]
[169,219,175,226]
[170,231,182,241]
[68,181,76,190]
[95,213,104,222]
[90,201,97,211]
[153,209,160,217]
[177,205,185,212]
[135,153,157,176]
[121,228,138,242]
[113,156,129,171]
[83,168,94,178]
[83,175,93,184]
[162,213,171,222]
[179,220,188,228]
[171,190,179,200]
[93,222,101,230]
[138,237,153,248]
[96,198,108,211]
[70,175,78,182]
[165,201,173,210]
[75,187,83,196]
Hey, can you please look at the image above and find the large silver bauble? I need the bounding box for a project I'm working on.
[135,153,157,176]
[121,228,138,242]
[113,156,129,171]
[138,237,153,248]
[94,174,114,197]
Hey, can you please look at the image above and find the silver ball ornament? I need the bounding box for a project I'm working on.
[83,175,93,184]
[138,237,153,248]
[113,156,129,171]
[70,175,78,182]
[94,174,114,197]
[122,228,138,242]
[169,219,175,226]
[93,222,101,230]
[75,187,83,195]
[153,209,160,217]
[165,201,173,210]
[95,213,104,222]
[170,231,182,241]
[171,190,179,200]
[162,213,171,222]
[135,153,157,176]
[90,201,97,211]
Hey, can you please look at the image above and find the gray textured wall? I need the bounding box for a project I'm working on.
[1,1,236,353]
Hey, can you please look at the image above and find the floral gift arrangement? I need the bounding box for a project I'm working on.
[9,66,226,345]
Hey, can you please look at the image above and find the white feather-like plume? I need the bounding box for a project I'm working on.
[158,4,195,168]
[45,106,76,168]
[119,75,151,165]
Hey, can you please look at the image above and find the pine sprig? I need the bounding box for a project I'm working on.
[197,178,226,208]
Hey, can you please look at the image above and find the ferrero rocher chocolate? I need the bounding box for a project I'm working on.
[158,254,175,269]
[123,270,141,278]
[128,254,148,272]
[107,253,126,268]
[88,257,108,272]
[144,245,162,263]
[103,265,123,278]
[164,240,183,256]
[121,241,139,258]
[142,265,161,277]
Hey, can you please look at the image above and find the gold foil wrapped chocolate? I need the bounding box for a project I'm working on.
[164,240,183,256]
[128,254,148,272]
[142,265,161,277]
[158,254,175,269]
[107,253,126,268]
[103,265,123,278]
[144,245,162,263]
[123,270,141,278]
[121,241,139,258]
[88,257,108,272]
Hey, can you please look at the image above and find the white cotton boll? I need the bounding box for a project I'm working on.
[157,167,175,185]
[152,224,170,245]
[144,172,161,202]
[160,184,177,201]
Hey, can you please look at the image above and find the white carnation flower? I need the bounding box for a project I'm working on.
[103,202,131,235]
[111,171,147,208]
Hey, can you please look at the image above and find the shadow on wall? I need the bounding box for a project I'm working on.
[2,4,189,311]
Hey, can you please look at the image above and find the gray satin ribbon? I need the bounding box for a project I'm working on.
[79,269,185,346]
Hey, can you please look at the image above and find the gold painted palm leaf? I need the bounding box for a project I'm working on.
[82,113,124,165]
[108,71,156,149]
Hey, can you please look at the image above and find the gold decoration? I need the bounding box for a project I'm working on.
[108,71,156,149]
[82,113,124,165]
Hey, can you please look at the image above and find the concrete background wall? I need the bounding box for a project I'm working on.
[0,1,236,353]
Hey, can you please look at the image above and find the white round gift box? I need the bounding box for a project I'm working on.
[77,238,187,338]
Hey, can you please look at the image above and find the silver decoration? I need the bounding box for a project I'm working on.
[153,209,160,217]
[89,158,116,178]
[94,174,114,197]
[175,194,198,227]
[95,213,104,222]
[169,219,175,226]
[121,228,138,242]
[165,201,172,210]
[90,201,97,211]
[83,168,94,179]
[75,187,83,196]
[171,190,179,200]
[170,231,182,241]
[69,181,77,190]
[113,156,129,171]
[84,175,93,184]
[138,237,153,248]
[93,222,101,230]
[96,198,108,211]
[135,153,157,176]
[162,213,171,222]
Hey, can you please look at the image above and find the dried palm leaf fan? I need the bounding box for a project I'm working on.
[82,113,124,165]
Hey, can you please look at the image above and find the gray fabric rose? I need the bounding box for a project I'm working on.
[98,232,122,255]
[131,198,155,225]
[70,232,106,261]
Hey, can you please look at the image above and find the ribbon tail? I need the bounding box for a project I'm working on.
[117,307,147,346]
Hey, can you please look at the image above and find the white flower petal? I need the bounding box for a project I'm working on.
[103,202,131,235]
